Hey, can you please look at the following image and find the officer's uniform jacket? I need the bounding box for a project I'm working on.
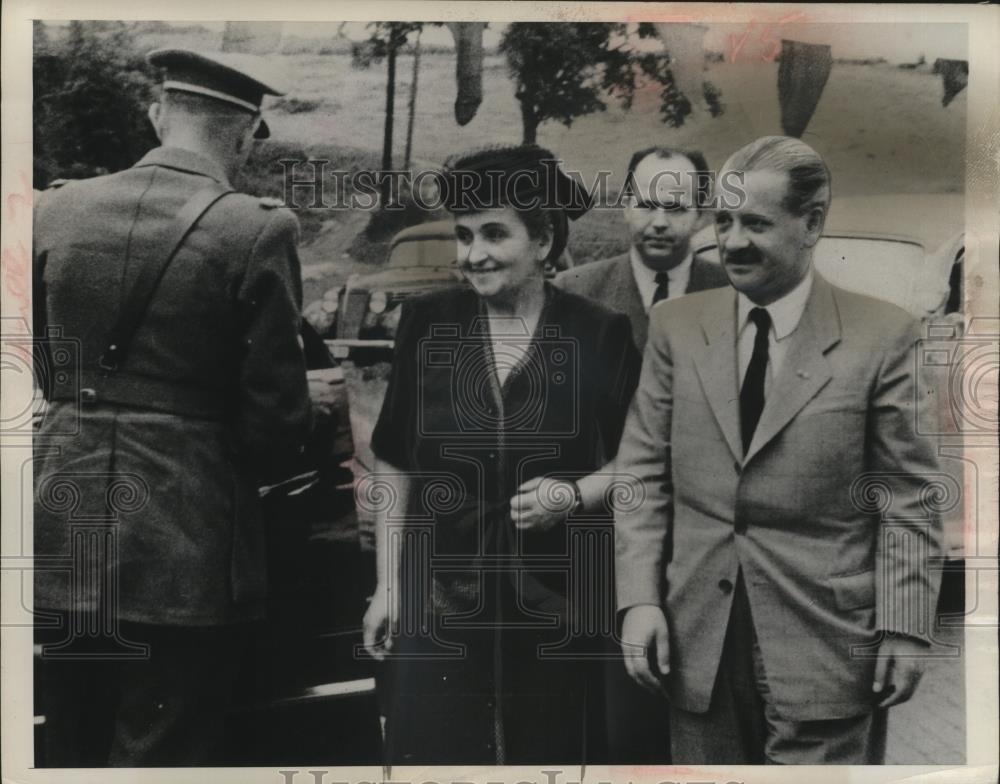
[33,146,313,625]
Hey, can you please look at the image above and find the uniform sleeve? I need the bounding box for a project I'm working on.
[370,300,422,470]
[235,207,313,476]
[595,312,641,460]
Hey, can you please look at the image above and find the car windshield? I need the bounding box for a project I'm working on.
[694,233,940,317]
[813,236,926,313]
[388,236,457,268]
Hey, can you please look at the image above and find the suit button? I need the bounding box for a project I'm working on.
[718,578,733,594]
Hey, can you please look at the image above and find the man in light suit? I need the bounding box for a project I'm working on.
[557,147,729,350]
[614,136,942,764]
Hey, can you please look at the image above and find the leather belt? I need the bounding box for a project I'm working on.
[51,370,225,420]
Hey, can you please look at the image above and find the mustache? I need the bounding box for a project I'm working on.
[723,247,762,265]
[460,261,503,272]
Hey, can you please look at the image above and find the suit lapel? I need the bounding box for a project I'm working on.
[693,288,743,462]
[688,257,708,292]
[744,276,841,463]
[618,255,646,320]
[612,254,648,347]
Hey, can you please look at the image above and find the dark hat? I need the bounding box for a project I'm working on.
[436,145,592,263]
[146,48,286,139]
[438,144,593,220]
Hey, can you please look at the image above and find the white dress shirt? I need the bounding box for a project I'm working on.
[737,271,814,395]
[629,247,693,312]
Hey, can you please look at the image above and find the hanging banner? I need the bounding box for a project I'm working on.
[653,22,708,111]
[933,59,968,107]
[777,39,833,137]
[446,22,487,126]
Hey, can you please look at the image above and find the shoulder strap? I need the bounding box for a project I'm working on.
[99,182,234,372]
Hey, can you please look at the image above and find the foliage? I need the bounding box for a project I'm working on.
[33,21,159,188]
[499,22,726,142]
[350,22,426,69]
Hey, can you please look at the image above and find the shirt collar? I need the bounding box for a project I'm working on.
[133,146,232,187]
[629,246,694,285]
[737,269,814,340]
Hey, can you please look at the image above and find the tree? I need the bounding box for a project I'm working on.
[499,22,725,144]
[351,22,424,202]
[33,21,159,187]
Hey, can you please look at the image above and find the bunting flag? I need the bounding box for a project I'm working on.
[446,22,487,126]
[221,22,284,54]
[653,23,708,111]
[933,59,968,107]
[777,39,832,138]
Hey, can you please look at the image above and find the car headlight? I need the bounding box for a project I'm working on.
[369,290,388,315]
[322,287,340,315]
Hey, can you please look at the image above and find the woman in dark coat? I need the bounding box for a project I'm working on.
[363,145,641,765]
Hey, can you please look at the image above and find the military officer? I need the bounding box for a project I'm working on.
[33,48,313,766]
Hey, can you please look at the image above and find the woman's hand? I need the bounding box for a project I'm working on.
[363,585,397,661]
[510,476,578,531]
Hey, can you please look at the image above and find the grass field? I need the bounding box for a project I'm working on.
[240,50,965,298]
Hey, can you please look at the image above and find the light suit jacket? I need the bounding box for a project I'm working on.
[614,274,942,721]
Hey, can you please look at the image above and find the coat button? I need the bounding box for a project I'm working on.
[718,578,733,594]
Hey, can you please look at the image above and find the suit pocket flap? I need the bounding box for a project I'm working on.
[806,393,866,416]
[828,570,876,611]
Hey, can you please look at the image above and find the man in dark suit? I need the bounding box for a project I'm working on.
[615,136,942,764]
[33,49,313,765]
[556,146,729,349]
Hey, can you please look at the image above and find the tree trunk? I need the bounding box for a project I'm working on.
[381,42,397,203]
[403,31,421,171]
[519,97,538,144]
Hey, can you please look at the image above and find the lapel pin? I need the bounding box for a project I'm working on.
[796,369,811,379]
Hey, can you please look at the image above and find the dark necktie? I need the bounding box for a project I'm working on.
[740,307,771,454]
[652,271,670,305]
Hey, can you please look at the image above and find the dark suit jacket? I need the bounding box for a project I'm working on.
[615,275,943,721]
[33,146,312,625]
[555,252,730,349]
